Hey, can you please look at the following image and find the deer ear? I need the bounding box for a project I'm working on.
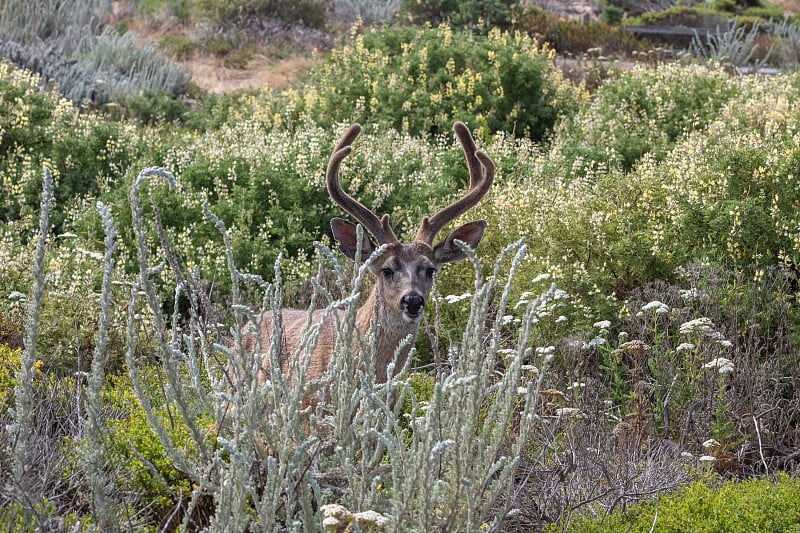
[331,218,376,262]
[433,220,488,264]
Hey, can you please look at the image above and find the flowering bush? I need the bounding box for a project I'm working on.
[275,24,585,139]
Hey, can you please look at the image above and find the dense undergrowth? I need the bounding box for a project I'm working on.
[2,2,800,531]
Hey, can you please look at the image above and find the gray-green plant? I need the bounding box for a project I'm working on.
[0,0,189,104]
[11,168,53,526]
[51,165,552,530]
[690,20,772,69]
[335,0,401,23]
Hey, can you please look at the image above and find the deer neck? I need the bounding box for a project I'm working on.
[355,285,421,382]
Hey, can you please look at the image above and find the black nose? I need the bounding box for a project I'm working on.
[401,294,424,316]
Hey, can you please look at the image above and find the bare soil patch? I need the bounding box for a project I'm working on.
[180,55,317,93]
[774,0,800,13]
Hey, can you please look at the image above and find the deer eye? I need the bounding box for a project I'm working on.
[381,268,394,279]
[425,267,437,279]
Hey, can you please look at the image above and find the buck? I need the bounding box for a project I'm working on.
[243,122,494,385]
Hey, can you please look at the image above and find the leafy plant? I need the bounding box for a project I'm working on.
[285,24,584,140]
[193,0,328,29]
[399,0,520,31]
[556,473,800,532]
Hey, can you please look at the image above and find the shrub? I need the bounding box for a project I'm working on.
[555,473,800,532]
[192,0,328,29]
[0,62,148,236]
[399,0,520,31]
[0,1,190,104]
[601,5,624,25]
[281,24,585,140]
[515,8,650,55]
[335,0,401,24]
[457,66,800,330]
[627,6,730,27]
[555,63,740,171]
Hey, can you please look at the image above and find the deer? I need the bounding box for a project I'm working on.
[242,121,494,387]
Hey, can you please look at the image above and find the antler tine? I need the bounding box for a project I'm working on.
[326,124,399,244]
[415,122,495,245]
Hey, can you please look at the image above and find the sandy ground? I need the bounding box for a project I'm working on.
[180,55,316,93]
[774,0,800,13]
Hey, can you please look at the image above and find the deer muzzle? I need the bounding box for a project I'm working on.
[400,294,425,320]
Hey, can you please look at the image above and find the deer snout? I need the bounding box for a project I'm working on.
[400,294,425,318]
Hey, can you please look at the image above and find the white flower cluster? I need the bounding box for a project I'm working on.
[636,300,669,316]
[703,357,735,374]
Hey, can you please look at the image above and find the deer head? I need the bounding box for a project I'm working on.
[326,122,495,326]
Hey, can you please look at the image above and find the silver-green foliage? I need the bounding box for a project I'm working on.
[690,21,771,69]
[11,168,53,521]
[122,166,552,530]
[335,0,401,24]
[0,0,189,103]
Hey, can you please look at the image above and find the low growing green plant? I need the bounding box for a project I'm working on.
[555,473,800,532]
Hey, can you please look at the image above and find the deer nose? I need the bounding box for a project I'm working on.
[401,294,424,316]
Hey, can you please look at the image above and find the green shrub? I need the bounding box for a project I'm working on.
[192,0,328,29]
[399,0,520,31]
[712,0,740,14]
[159,33,197,60]
[744,5,786,20]
[282,24,585,140]
[555,63,740,171]
[627,6,730,27]
[100,373,196,522]
[601,5,624,25]
[457,67,800,330]
[515,8,649,55]
[0,62,149,236]
[555,473,800,532]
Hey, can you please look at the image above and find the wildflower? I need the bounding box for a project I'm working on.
[637,300,669,317]
[698,455,717,465]
[521,364,539,376]
[555,407,587,420]
[556,315,568,323]
[703,438,721,449]
[676,342,696,352]
[680,317,715,336]
[553,288,570,300]
[540,388,567,402]
[593,320,611,330]
[567,381,585,391]
[442,292,471,304]
[536,345,555,355]
[354,510,389,528]
[584,336,606,349]
[321,504,353,531]
[703,357,735,374]
[532,273,551,283]
[679,288,706,302]
[616,340,652,357]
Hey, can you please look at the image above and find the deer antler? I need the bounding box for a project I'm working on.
[415,122,494,245]
[326,124,399,244]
